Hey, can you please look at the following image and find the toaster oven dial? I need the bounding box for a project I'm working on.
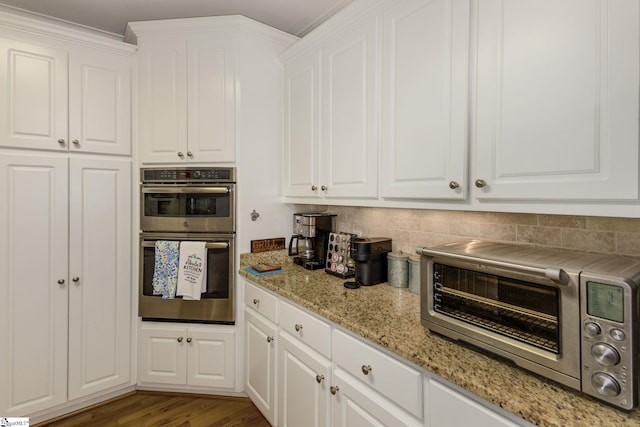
[591,372,621,397]
[591,342,621,367]
[584,321,601,336]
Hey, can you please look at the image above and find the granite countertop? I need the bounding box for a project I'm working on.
[239,250,640,427]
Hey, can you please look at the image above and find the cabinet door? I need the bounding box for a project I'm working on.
[475,0,639,200]
[69,50,132,156]
[138,325,187,385]
[187,35,236,163]
[321,17,379,198]
[138,38,188,163]
[0,38,68,152]
[429,380,522,427]
[187,328,236,389]
[380,0,469,199]
[332,369,422,427]
[283,51,322,198]
[279,332,331,427]
[245,309,277,425]
[67,158,131,399]
[0,154,68,416]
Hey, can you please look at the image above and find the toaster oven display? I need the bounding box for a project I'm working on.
[587,281,624,323]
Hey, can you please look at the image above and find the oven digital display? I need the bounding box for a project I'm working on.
[587,282,624,323]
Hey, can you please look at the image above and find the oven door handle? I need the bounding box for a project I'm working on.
[142,186,231,194]
[416,247,568,285]
[142,241,230,249]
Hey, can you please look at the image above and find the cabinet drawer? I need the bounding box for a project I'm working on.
[244,281,278,323]
[333,329,422,418]
[280,300,331,358]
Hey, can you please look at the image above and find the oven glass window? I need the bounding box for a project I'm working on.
[434,263,560,353]
[144,192,230,218]
[142,243,230,299]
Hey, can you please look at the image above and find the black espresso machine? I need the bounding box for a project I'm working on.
[289,213,336,270]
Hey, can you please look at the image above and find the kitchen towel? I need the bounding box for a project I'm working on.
[177,241,207,301]
[152,240,180,299]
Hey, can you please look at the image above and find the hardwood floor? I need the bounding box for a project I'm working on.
[34,391,271,427]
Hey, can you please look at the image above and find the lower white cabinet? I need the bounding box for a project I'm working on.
[279,331,332,427]
[138,322,236,390]
[245,309,278,425]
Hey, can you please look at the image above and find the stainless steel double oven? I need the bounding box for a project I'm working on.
[139,167,236,324]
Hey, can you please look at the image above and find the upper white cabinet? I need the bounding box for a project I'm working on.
[380,0,470,200]
[135,33,236,163]
[0,37,133,156]
[474,0,639,201]
[283,12,380,199]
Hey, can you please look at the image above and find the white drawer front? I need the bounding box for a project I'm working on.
[244,281,278,323]
[280,300,332,358]
[333,329,422,418]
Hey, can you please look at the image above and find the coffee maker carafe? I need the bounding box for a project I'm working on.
[289,213,335,270]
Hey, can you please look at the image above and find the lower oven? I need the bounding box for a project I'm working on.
[139,232,235,324]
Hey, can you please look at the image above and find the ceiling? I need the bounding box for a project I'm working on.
[0,0,353,38]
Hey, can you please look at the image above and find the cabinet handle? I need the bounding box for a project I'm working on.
[330,386,339,395]
[57,139,65,144]
[316,374,324,384]
[57,279,65,285]
[449,181,460,190]
[361,364,372,375]
[474,179,487,188]
[253,298,260,305]
[72,277,80,283]
[311,185,317,191]
[321,185,327,192]
[187,151,193,157]
[266,336,274,343]
[294,324,303,332]
[72,139,80,145]
[177,152,185,158]
[186,337,192,343]
[177,337,184,343]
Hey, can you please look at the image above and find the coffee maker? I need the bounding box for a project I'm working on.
[289,213,336,270]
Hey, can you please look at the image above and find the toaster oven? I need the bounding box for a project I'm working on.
[418,240,640,410]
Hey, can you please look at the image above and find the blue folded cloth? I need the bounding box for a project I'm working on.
[152,241,180,299]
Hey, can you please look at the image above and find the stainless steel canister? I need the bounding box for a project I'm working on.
[387,251,408,288]
[408,255,420,294]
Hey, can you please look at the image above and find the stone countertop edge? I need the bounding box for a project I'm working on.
[239,250,640,427]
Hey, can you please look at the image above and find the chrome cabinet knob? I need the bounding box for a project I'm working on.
[186,337,192,343]
[177,152,184,158]
[311,185,318,191]
[449,181,460,189]
[57,139,65,144]
[330,386,339,395]
[361,364,372,375]
[321,185,327,191]
[475,179,487,188]
[253,298,260,305]
[177,337,184,342]
[72,277,80,283]
[72,139,80,145]
[187,151,193,157]
[316,374,324,384]
[57,279,65,285]
[266,336,274,343]
[295,324,303,332]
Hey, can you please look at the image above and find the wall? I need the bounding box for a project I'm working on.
[296,205,640,258]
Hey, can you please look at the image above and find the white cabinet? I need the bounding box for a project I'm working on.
[380,0,470,199]
[429,379,524,427]
[282,14,379,199]
[474,0,639,201]
[0,153,132,416]
[245,309,278,425]
[279,331,331,427]
[138,323,236,389]
[0,37,132,155]
[134,30,236,164]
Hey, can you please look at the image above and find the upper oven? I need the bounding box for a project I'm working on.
[140,167,236,233]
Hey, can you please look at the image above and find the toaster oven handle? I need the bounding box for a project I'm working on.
[142,186,230,194]
[142,241,230,249]
[416,247,568,285]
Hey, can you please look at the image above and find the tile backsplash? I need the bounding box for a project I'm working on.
[307,206,640,258]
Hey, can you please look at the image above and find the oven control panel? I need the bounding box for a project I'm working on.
[142,167,235,182]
